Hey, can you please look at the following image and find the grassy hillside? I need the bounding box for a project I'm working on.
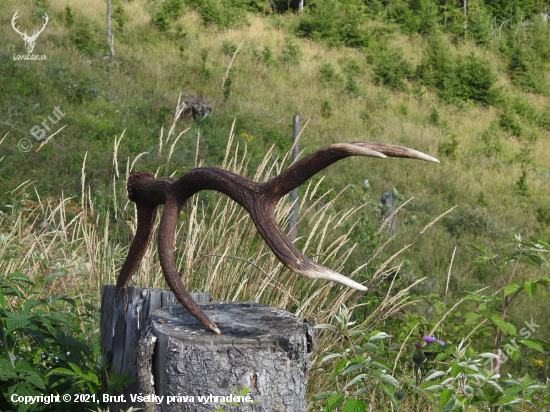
[1,0,550,409]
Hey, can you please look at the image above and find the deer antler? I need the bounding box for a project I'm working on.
[30,14,49,41]
[11,11,26,37]
[116,142,439,334]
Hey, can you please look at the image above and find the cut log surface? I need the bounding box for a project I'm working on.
[149,303,314,412]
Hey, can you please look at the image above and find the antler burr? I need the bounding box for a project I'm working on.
[116,142,439,334]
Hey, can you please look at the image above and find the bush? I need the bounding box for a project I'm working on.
[508,47,546,94]
[199,0,248,29]
[151,0,186,32]
[442,52,499,105]
[318,62,343,84]
[386,0,440,34]
[280,37,301,66]
[252,45,275,66]
[438,135,459,159]
[0,273,132,411]
[499,107,522,137]
[466,5,492,45]
[297,0,370,47]
[345,75,361,97]
[478,121,503,157]
[416,33,454,89]
[69,16,99,56]
[373,47,413,91]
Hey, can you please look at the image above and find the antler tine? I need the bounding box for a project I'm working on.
[352,142,440,163]
[264,143,386,200]
[264,142,438,200]
[158,197,221,334]
[116,172,158,295]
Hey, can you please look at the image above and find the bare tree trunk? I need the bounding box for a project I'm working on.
[289,111,300,240]
[107,0,114,59]
[463,0,467,36]
[298,0,304,15]
[107,0,111,42]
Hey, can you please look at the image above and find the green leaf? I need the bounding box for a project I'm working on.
[439,389,452,407]
[9,272,34,285]
[464,292,485,302]
[18,371,46,391]
[343,374,368,390]
[311,391,336,402]
[371,372,399,388]
[519,339,544,353]
[343,398,366,412]
[492,395,522,406]
[524,280,537,298]
[504,283,523,297]
[506,323,517,336]
[491,315,508,334]
[327,393,344,411]
[341,362,366,376]
[334,359,349,376]
[5,312,31,333]
[464,312,482,324]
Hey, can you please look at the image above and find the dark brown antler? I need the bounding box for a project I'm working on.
[116,142,439,334]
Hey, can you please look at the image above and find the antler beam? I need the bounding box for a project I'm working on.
[116,142,439,334]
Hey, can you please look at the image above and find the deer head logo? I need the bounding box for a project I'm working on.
[11,11,49,54]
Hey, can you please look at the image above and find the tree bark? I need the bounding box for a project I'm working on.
[146,303,314,412]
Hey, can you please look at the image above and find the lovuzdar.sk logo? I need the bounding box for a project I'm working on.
[11,10,48,60]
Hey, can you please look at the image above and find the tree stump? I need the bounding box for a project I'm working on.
[99,285,213,411]
[141,302,314,412]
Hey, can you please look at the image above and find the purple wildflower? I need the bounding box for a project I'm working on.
[364,179,369,185]
[423,336,445,346]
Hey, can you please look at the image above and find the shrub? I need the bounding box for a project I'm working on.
[0,273,132,411]
[113,0,128,33]
[69,16,99,56]
[221,39,238,56]
[508,47,546,94]
[478,121,503,157]
[345,75,361,97]
[199,0,248,29]
[297,0,340,42]
[442,52,499,105]
[151,0,186,32]
[386,0,441,34]
[321,100,332,117]
[466,5,492,45]
[252,45,275,66]
[373,47,413,91]
[280,37,301,66]
[318,62,342,84]
[416,33,454,89]
[438,135,459,159]
[499,107,522,137]
[297,0,370,47]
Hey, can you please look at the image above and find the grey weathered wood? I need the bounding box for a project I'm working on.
[143,302,313,412]
[381,190,396,233]
[100,285,212,411]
